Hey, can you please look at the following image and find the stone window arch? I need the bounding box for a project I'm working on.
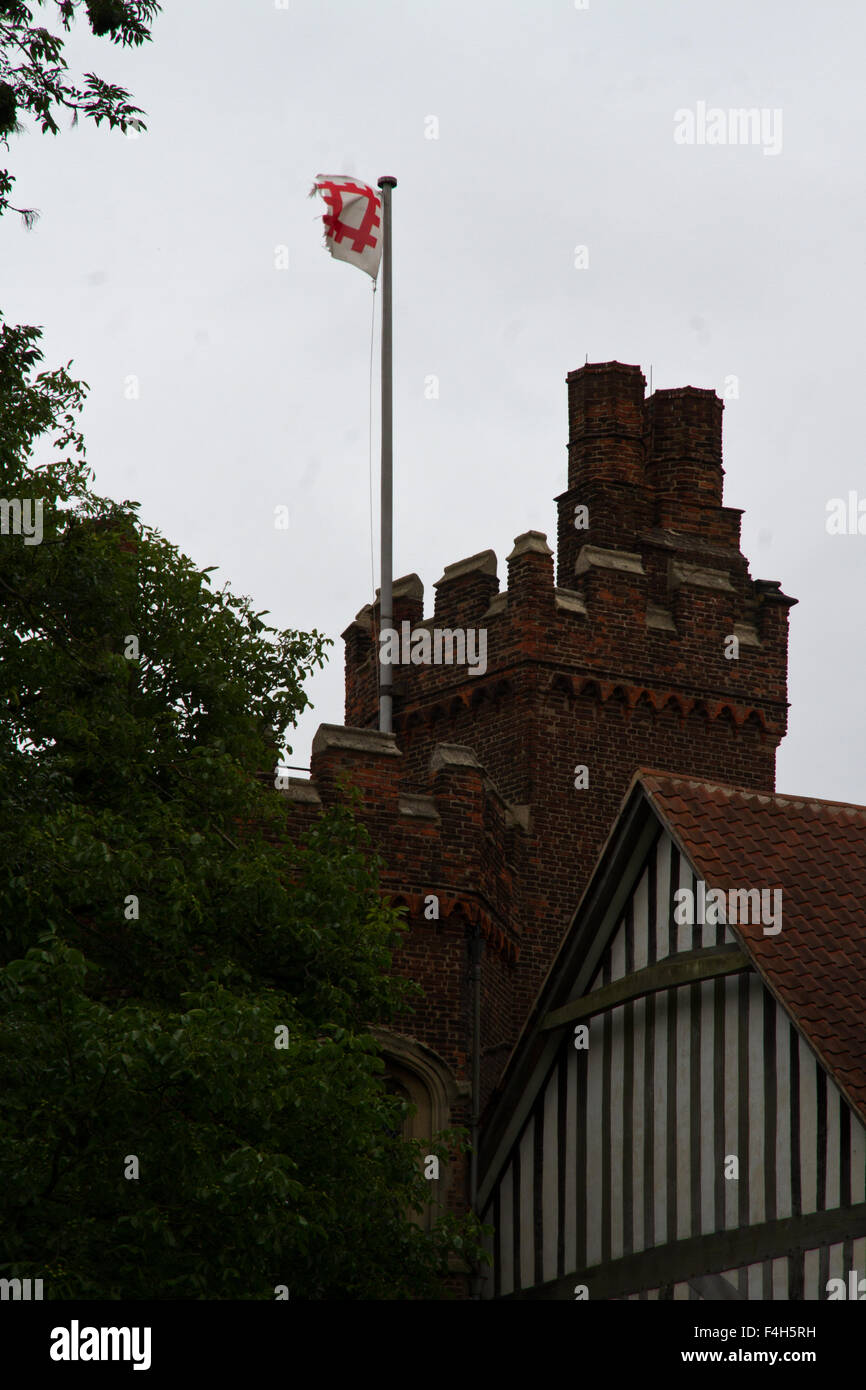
[372,1031,462,1226]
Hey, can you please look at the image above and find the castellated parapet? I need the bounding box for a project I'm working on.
[280,361,797,1185]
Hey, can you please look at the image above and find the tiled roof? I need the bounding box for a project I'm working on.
[638,771,866,1127]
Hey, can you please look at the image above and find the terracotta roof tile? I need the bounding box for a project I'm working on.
[637,771,866,1127]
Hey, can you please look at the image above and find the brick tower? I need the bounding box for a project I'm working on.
[281,361,796,1225]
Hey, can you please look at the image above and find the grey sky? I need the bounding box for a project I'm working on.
[2,0,862,800]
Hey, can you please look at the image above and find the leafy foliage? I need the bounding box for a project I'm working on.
[0,1,159,224]
[0,318,486,1298]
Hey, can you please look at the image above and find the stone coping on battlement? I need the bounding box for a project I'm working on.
[481,591,508,618]
[429,743,482,775]
[434,549,498,587]
[398,793,440,821]
[554,588,588,616]
[375,573,424,602]
[312,724,401,759]
[279,779,322,804]
[507,531,553,560]
[646,603,677,632]
[574,544,646,577]
[668,558,734,591]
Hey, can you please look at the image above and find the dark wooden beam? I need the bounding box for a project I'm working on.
[541,946,750,1032]
[688,1273,744,1301]
[501,1200,866,1300]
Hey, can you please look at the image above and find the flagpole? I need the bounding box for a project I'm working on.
[377,175,397,734]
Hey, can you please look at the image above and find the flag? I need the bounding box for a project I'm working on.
[309,174,382,280]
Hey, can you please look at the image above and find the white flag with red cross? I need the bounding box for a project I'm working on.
[309,174,382,280]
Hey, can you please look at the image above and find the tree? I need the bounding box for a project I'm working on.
[0,318,486,1298]
[1,0,160,225]
[0,0,487,1300]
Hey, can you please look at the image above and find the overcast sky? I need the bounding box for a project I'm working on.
[2,0,863,801]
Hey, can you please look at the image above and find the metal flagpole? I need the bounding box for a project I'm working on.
[377,175,397,734]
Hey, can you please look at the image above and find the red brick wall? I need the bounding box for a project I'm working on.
[278,360,796,1234]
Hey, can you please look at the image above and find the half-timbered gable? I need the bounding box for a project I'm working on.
[478,773,866,1300]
